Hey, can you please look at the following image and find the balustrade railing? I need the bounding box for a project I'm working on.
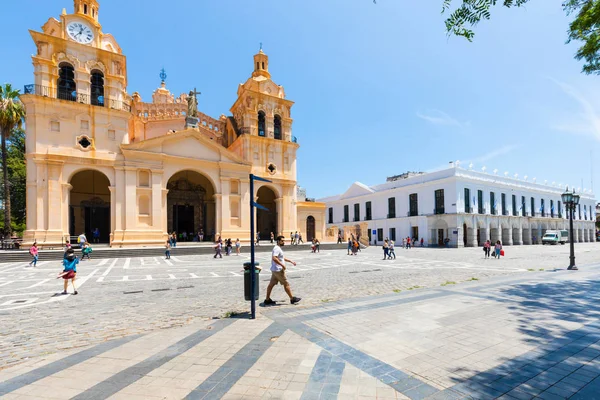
[24,84,131,112]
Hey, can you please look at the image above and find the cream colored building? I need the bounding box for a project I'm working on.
[21,0,325,247]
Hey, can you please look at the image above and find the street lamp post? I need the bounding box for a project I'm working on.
[249,174,272,319]
[561,187,580,270]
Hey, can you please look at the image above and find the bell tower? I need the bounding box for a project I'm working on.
[74,0,100,22]
[252,47,270,79]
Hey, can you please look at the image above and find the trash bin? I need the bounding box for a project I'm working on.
[243,262,260,301]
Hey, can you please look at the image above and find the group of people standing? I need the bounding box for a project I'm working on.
[168,230,208,245]
[347,235,361,255]
[290,231,304,245]
[213,237,241,258]
[382,239,396,259]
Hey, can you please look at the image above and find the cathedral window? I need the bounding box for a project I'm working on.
[91,70,105,106]
[57,63,76,102]
[274,115,282,140]
[258,111,266,137]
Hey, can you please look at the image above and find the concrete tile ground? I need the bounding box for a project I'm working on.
[1,244,600,398]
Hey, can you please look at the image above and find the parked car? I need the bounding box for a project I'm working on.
[542,230,569,245]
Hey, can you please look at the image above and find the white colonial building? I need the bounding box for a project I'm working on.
[320,167,597,247]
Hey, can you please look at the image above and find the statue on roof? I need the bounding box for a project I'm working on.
[186,88,200,118]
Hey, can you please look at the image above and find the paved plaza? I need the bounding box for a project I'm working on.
[0,243,600,399]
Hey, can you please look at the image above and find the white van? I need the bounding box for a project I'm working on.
[542,230,569,245]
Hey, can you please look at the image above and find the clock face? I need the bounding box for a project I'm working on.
[67,22,94,44]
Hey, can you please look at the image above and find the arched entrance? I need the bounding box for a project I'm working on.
[69,170,110,243]
[306,216,316,241]
[257,186,277,240]
[167,171,215,241]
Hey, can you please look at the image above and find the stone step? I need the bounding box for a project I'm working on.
[0,243,349,263]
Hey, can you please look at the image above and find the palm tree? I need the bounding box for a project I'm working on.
[0,84,26,238]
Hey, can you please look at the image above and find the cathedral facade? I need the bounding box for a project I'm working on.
[21,0,325,247]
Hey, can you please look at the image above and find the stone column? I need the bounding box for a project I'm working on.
[456,226,464,248]
[162,189,169,234]
[124,168,137,230]
[479,227,489,245]
[113,168,125,233]
[583,229,589,242]
[213,194,222,238]
[36,163,46,231]
[240,179,250,234]
[522,228,531,245]
[512,228,523,245]
[275,198,284,237]
[573,228,579,243]
[490,228,500,243]
[62,183,73,240]
[467,227,477,247]
[47,163,63,231]
[220,181,231,233]
[151,171,163,229]
[502,228,513,246]
[108,186,116,240]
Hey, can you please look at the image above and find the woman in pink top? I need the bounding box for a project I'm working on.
[29,242,39,267]
[483,240,491,259]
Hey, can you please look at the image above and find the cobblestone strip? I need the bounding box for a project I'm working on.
[184,322,288,400]
[71,318,234,400]
[300,350,346,399]
[0,334,142,395]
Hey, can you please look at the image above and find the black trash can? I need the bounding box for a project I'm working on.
[243,262,260,301]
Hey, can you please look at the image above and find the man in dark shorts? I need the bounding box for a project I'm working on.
[264,236,301,305]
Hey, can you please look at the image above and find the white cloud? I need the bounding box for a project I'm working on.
[549,78,600,142]
[425,145,518,173]
[416,109,470,128]
[468,145,518,164]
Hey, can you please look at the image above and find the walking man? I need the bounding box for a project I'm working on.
[264,236,301,305]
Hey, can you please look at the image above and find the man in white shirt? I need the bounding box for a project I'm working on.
[77,232,87,246]
[264,236,301,305]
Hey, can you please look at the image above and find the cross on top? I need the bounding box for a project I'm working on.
[191,87,201,98]
[259,42,263,51]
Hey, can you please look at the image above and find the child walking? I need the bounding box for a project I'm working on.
[28,242,39,267]
[58,248,79,295]
[165,240,171,259]
[81,242,92,260]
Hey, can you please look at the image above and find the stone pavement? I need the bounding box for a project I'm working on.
[1,249,600,399]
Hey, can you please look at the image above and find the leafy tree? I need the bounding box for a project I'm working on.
[373,1,600,75]
[0,84,26,238]
[441,0,600,74]
[0,129,26,236]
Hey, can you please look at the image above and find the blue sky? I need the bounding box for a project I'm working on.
[2,0,600,200]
